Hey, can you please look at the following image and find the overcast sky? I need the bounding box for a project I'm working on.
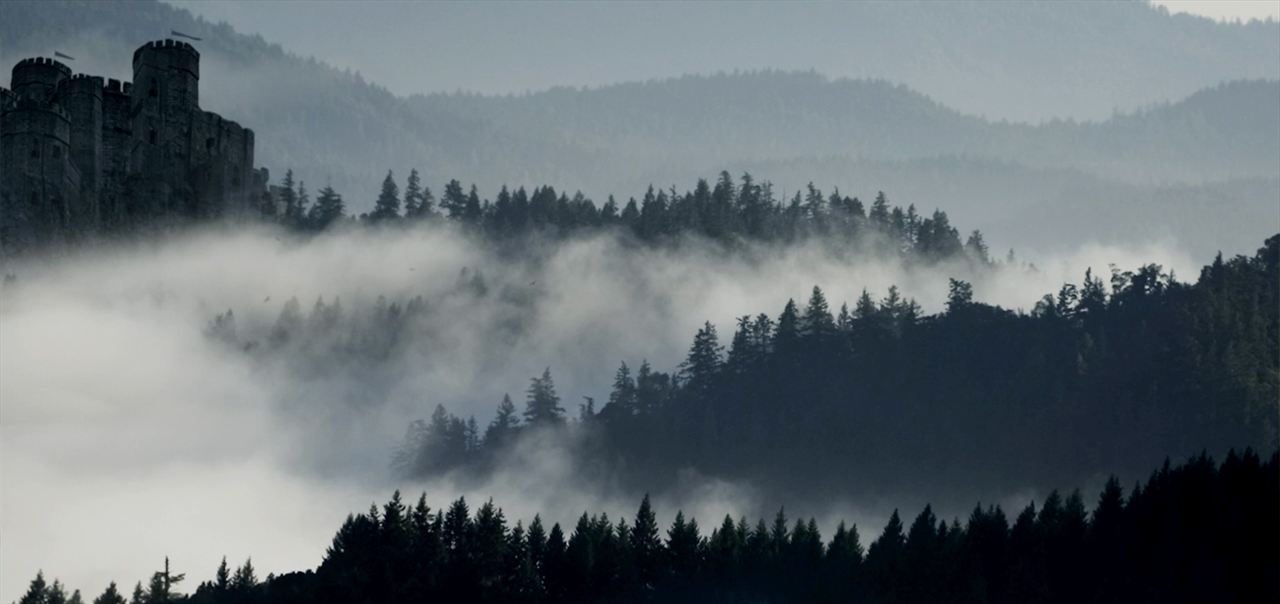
[167,0,1279,99]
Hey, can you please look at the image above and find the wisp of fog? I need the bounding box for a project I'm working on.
[0,223,1197,600]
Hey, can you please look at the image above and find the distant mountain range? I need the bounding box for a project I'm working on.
[2,0,1276,257]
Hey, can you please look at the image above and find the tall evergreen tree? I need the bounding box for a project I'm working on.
[523,368,565,426]
[370,170,401,221]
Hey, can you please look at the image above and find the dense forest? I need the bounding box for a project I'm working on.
[15,450,1278,604]
[393,236,1279,496]
[261,170,991,262]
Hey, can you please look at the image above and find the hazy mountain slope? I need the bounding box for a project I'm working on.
[2,0,1275,258]
[171,0,1280,123]
[418,73,1280,186]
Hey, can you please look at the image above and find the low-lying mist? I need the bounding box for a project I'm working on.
[0,223,1198,600]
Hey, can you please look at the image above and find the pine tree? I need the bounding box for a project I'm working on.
[292,181,311,230]
[231,558,257,592]
[46,581,68,604]
[279,169,299,225]
[631,495,662,586]
[403,169,424,217]
[523,368,565,426]
[946,279,975,314]
[370,170,401,221]
[441,179,468,220]
[607,362,638,416]
[309,185,345,229]
[667,511,702,577]
[773,299,800,355]
[679,322,723,400]
[965,229,991,264]
[18,571,48,604]
[801,285,835,338]
[464,185,483,224]
[869,191,890,230]
[92,583,127,604]
[484,394,519,449]
[214,557,230,592]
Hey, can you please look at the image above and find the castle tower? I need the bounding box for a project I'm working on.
[130,39,200,219]
[0,96,80,247]
[10,57,71,102]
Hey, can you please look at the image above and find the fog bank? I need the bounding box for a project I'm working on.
[0,224,1197,600]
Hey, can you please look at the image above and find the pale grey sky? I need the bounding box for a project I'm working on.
[1151,0,1280,21]
[167,0,1278,100]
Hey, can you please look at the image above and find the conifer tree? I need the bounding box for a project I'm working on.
[801,285,835,338]
[309,185,345,229]
[403,169,424,218]
[18,571,48,604]
[441,180,468,220]
[523,368,565,426]
[92,583,127,604]
[279,169,299,225]
[484,394,519,449]
[679,322,723,400]
[370,170,401,221]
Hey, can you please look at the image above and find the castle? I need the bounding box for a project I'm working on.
[0,39,269,251]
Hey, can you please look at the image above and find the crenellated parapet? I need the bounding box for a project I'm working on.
[132,39,200,79]
[11,57,72,101]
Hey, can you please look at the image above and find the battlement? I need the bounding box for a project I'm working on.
[12,57,72,100]
[65,74,105,95]
[133,39,200,65]
[103,78,131,95]
[13,57,72,77]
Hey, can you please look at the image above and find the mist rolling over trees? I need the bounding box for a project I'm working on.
[2,0,1278,602]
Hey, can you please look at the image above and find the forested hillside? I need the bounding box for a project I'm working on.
[3,1,1276,257]
[16,451,1278,603]
[394,236,1279,497]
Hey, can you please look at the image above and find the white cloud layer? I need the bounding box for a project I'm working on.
[0,224,1198,600]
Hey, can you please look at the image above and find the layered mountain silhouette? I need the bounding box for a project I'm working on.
[3,0,1276,256]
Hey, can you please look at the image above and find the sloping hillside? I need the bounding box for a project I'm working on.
[2,0,1275,257]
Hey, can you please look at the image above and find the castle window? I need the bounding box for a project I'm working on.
[30,140,39,158]
[52,145,61,159]
[148,129,157,145]
[148,78,158,98]
[206,137,215,151]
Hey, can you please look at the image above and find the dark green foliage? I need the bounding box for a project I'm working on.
[91,583,126,604]
[307,186,345,230]
[395,237,1278,501]
[264,172,990,267]
[523,368,565,426]
[27,452,1276,603]
[369,170,401,221]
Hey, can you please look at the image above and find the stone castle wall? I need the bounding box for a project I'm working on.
[0,40,265,252]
